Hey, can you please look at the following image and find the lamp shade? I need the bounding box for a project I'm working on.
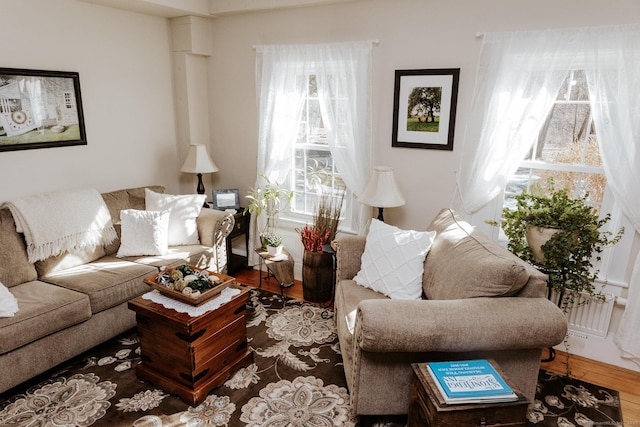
[358,166,406,208]
[180,144,219,174]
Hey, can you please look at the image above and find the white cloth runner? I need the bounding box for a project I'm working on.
[142,287,242,317]
[3,188,117,262]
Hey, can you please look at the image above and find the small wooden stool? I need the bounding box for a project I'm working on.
[407,361,530,426]
[255,248,295,298]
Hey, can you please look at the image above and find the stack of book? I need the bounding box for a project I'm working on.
[426,359,518,404]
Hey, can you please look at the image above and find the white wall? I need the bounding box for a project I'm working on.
[207,0,640,230]
[0,0,180,201]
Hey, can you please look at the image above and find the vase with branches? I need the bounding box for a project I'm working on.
[297,191,345,302]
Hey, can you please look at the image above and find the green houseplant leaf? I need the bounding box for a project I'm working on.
[490,178,624,309]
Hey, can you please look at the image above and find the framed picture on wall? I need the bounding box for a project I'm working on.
[0,67,87,152]
[392,68,460,150]
[212,189,240,211]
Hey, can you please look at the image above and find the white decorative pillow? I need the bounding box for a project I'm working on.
[353,219,436,300]
[116,209,170,257]
[0,281,19,317]
[145,189,206,246]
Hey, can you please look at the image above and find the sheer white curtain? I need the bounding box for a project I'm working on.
[455,30,579,215]
[584,24,640,365]
[456,24,640,365]
[314,42,373,234]
[251,42,373,264]
[250,45,307,265]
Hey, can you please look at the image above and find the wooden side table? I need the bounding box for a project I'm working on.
[255,248,295,298]
[128,284,253,405]
[407,361,529,427]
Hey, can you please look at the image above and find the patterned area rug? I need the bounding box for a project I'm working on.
[528,370,623,426]
[0,289,623,426]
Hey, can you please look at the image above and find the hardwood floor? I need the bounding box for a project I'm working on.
[233,268,640,424]
[234,267,308,302]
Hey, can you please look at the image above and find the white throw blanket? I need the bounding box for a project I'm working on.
[3,188,117,263]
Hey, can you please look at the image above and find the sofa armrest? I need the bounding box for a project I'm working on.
[355,297,567,353]
[333,235,366,281]
[196,208,234,248]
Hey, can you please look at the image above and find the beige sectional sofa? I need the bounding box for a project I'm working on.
[333,208,568,416]
[0,186,234,394]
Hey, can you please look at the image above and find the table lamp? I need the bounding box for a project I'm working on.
[358,166,406,222]
[180,144,219,195]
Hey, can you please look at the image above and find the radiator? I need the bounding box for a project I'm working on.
[548,289,615,338]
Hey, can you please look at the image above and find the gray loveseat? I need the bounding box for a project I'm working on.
[0,186,234,394]
[333,208,568,416]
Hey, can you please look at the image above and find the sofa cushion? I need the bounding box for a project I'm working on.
[119,245,216,270]
[101,185,165,225]
[0,281,91,355]
[116,209,170,257]
[128,186,164,210]
[0,208,38,287]
[145,189,206,246]
[35,245,107,277]
[40,257,156,313]
[354,219,436,300]
[423,208,546,300]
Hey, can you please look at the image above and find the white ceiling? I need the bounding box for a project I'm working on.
[79,0,358,18]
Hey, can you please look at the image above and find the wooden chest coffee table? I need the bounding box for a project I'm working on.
[407,361,530,426]
[128,284,253,406]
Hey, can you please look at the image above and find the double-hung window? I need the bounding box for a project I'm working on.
[254,41,373,254]
[288,74,351,229]
[504,70,604,212]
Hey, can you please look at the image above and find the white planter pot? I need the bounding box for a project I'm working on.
[525,226,561,264]
[267,245,283,256]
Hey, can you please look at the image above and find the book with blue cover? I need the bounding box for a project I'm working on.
[426,359,518,404]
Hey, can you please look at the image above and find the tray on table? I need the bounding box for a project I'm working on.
[143,265,235,306]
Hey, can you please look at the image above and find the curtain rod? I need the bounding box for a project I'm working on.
[253,39,380,49]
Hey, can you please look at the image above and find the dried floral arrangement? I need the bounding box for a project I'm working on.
[298,192,345,253]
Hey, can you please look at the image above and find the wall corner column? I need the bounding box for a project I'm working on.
[171,15,215,197]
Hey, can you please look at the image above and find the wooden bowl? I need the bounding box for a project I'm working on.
[143,266,235,306]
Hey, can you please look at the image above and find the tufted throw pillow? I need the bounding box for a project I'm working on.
[116,209,170,257]
[145,189,206,246]
[0,281,18,317]
[353,219,436,300]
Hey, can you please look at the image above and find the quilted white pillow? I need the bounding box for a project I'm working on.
[116,209,170,257]
[0,281,19,318]
[145,189,206,246]
[353,219,436,300]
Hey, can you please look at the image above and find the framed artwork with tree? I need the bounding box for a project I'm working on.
[392,68,459,150]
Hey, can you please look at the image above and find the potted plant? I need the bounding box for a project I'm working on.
[297,191,344,302]
[244,174,293,249]
[490,178,624,311]
[262,232,283,256]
